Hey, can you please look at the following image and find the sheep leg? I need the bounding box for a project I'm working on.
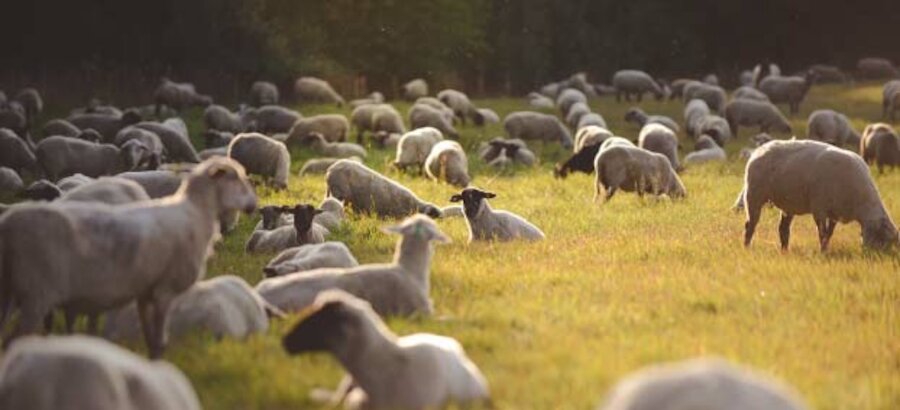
[147,295,176,359]
[604,186,617,202]
[64,310,78,333]
[815,217,837,251]
[615,92,622,103]
[137,298,158,355]
[636,92,643,103]
[86,314,100,335]
[744,205,762,248]
[778,213,794,251]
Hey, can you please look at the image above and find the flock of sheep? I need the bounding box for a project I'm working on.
[0,54,898,409]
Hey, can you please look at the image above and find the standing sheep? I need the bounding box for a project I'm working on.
[807,109,860,148]
[294,77,345,106]
[527,92,555,110]
[577,112,608,130]
[326,160,442,219]
[565,102,592,129]
[684,99,711,137]
[254,105,302,134]
[203,104,253,133]
[857,57,898,79]
[288,114,349,143]
[424,140,471,187]
[594,145,686,202]
[860,123,900,172]
[574,126,613,153]
[809,64,847,84]
[504,111,573,149]
[450,188,545,242]
[249,81,280,107]
[556,88,589,116]
[724,99,793,137]
[67,110,142,143]
[639,123,681,171]
[683,82,727,113]
[263,242,359,277]
[227,133,291,189]
[153,78,212,114]
[732,86,771,102]
[135,121,201,163]
[438,89,484,125]
[35,137,150,181]
[299,156,363,176]
[554,143,603,179]
[403,78,429,101]
[612,70,665,102]
[14,88,43,127]
[758,72,816,115]
[409,104,459,139]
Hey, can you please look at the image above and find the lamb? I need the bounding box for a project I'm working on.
[263,242,359,277]
[809,64,847,84]
[450,188,544,242]
[67,110,142,143]
[503,111,574,149]
[203,104,253,133]
[0,335,202,410]
[724,99,792,137]
[281,290,490,410]
[554,143,602,179]
[638,123,681,170]
[41,118,81,138]
[301,132,367,159]
[683,82,727,113]
[742,139,899,251]
[860,123,900,172]
[437,89,483,125]
[403,78,429,101]
[758,72,816,114]
[594,145,686,202]
[597,358,807,410]
[326,160,442,219]
[683,135,727,166]
[612,70,665,102]
[134,121,201,163]
[59,177,150,205]
[857,57,898,79]
[0,167,23,195]
[624,107,680,133]
[0,128,39,177]
[351,104,405,143]
[103,275,277,342]
[882,80,900,121]
[556,88,589,116]
[153,78,212,114]
[806,109,860,148]
[574,126,613,153]
[0,158,257,356]
[299,156,363,176]
[527,92,555,109]
[394,127,445,171]
[732,86,771,102]
[424,140,471,187]
[254,105,303,134]
[409,103,459,139]
[246,204,327,254]
[565,102,592,128]
[577,112,608,129]
[294,77,345,106]
[35,136,150,181]
[227,132,291,189]
[249,81,279,106]
[256,215,449,316]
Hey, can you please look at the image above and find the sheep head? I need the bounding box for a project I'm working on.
[283,204,322,234]
[862,216,899,250]
[450,188,496,220]
[282,291,368,355]
[384,214,449,243]
[188,158,257,215]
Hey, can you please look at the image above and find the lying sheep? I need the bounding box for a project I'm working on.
[504,111,573,149]
[0,335,202,410]
[527,92,555,109]
[612,70,665,102]
[326,160,442,218]
[882,80,900,121]
[477,108,500,124]
[639,123,681,170]
[438,89,484,125]
[684,135,727,166]
[683,82,727,113]
[0,167,23,195]
[860,123,900,172]
[257,215,448,316]
[857,57,898,79]
[227,133,291,189]
[247,204,327,253]
[57,173,95,191]
[299,156,363,176]
[203,104,253,133]
[556,88,589,116]
[758,72,816,114]
[67,110,142,143]
[577,112,608,130]
[0,128,39,177]
[394,127,444,171]
[424,140,471,187]
[624,107,680,133]
[403,78,429,101]
[743,139,898,250]
[594,145,686,202]
[249,81,279,106]
[135,121,200,163]
[36,136,150,181]
[597,358,807,410]
[103,275,277,342]
[282,290,489,410]
[807,109,860,148]
[0,158,257,356]
[294,77,345,106]
[450,188,544,242]
[724,99,792,137]
[409,104,459,139]
[252,105,300,134]
[732,86,771,102]
[301,133,367,159]
[41,118,81,138]
[153,78,212,114]
[263,242,359,277]
[565,102,592,129]
[59,177,150,205]
[204,129,235,149]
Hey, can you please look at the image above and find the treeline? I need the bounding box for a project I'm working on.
[3,0,899,103]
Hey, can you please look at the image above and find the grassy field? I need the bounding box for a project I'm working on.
[32,83,900,409]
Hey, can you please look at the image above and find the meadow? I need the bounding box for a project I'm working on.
[74,83,900,409]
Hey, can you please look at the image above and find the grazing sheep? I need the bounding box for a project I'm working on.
[355,104,406,144]
[684,135,727,165]
[41,118,81,138]
[394,127,445,171]
[703,73,720,86]
[263,242,359,277]
[597,358,807,410]
[414,97,456,121]
[114,127,165,167]
[424,140,471,187]
[450,188,544,242]
[257,215,449,316]
[372,131,402,149]
[204,129,235,149]
[59,177,150,205]
[577,112,608,129]
[683,82,727,113]
[612,70,665,102]
[35,137,150,181]
[403,78,429,101]
[103,275,276,342]
[0,158,257,356]
[477,108,500,124]
[739,133,776,161]
[0,128,39,177]
[555,143,603,179]
[249,81,280,107]
[0,335,202,410]
[282,290,489,410]
[298,156,363,176]
[527,92,555,109]
[22,180,62,201]
[57,174,95,191]
[504,111,573,149]
[326,160,442,219]
[882,80,900,121]
[246,204,327,254]
[134,121,200,163]
[684,99,711,138]
[153,78,212,114]
[639,123,681,170]
[409,104,459,139]
[809,64,847,84]
[490,140,536,168]
[594,145,686,202]
[743,139,898,250]
[540,82,563,98]
[67,110,142,143]
[253,105,302,134]
[203,104,253,133]
[574,126,613,153]
[806,109,860,147]
[14,88,43,126]
[668,79,697,100]
[301,133,367,159]
[0,167,23,195]
[695,114,733,147]
[128,104,178,120]
[724,99,792,137]
[556,88,589,116]
[478,137,530,163]
[438,89,483,125]
[860,123,900,172]
[624,107,680,133]
[227,133,291,189]
[294,77,345,106]
[732,86,771,102]
[739,70,755,86]
[565,102,592,128]
[857,57,898,79]
[758,73,816,114]
[71,100,123,117]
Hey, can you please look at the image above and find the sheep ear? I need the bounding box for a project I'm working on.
[449,195,463,202]
[314,209,324,215]
[482,191,497,199]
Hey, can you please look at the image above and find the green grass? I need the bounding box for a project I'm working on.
[36,84,900,409]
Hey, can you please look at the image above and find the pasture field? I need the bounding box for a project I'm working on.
[47,83,900,409]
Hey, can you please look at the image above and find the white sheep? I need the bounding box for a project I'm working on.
[449,187,544,242]
[59,177,150,205]
[294,77,345,106]
[35,136,150,181]
[806,109,860,148]
[394,127,445,171]
[527,92,555,109]
[203,104,252,133]
[724,99,792,137]
[575,126,614,153]
[413,97,456,122]
[246,204,327,254]
[403,78,429,100]
[882,80,900,121]
[638,123,681,171]
[114,126,165,167]
[351,104,406,143]
[409,103,459,139]
[424,140,470,187]
[153,78,212,114]
[263,242,359,277]
[857,57,898,79]
[758,73,816,114]
[683,82,727,113]
[249,81,280,106]
[301,132,367,159]
[67,110,143,143]
[742,139,898,250]
[503,111,574,149]
[0,167,23,195]
[809,64,846,84]
[227,132,291,189]
[41,118,81,138]
[612,70,665,102]
[371,131,402,149]
[254,105,303,134]
[135,121,201,163]
[0,335,202,410]
[557,88,589,116]
[284,113,346,144]
[565,102,592,128]
[684,134,727,166]
[594,145,686,202]
[577,112,608,130]
[282,290,490,410]
[326,160,442,218]
[299,156,363,176]
[438,89,483,125]
[732,86,771,102]
[624,107,680,133]
[684,99,710,137]
[477,108,500,124]
[695,114,733,147]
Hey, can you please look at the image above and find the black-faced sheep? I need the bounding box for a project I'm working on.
[450,188,544,242]
[246,204,328,254]
[882,80,900,121]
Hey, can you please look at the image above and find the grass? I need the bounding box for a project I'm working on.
[25,83,900,409]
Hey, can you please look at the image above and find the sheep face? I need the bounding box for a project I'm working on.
[282,299,359,354]
[258,206,282,230]
[196,159,258,214]
[23,180,62,201]
[120,140,150,171]
[862,217,899,250]
[553,163,569,179]
[450,188,496,220]
[384,215,450,243]
[285,204,322,233]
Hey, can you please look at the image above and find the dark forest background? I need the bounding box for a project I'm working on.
[4,0,899,104]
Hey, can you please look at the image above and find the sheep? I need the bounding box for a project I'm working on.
[860,123,900,172]
[539,82,563,98]
[59,177,150,205]
[882,80,900,121]
[254,105,303,134]
[36,137,150,181]
[116,170,183,198]
[438,89,483,125]
[114,127,165,167]
[684,99,711,138]
[450,187,544,242]
[41,118,81,138]
[394,127,445,171]
[857,57,898,79]
[758,72,816,114]
[282,290,490,410]
[22,180,61,201]
[724,99,793,137]
[301,132,367,159]
[199,147,228,160]
[351,104,405,143]
[477,108,500,124]
[752,62,782,86]
[489,140,536,168]
[313,197,345,230]
[612,70,665,102]
[806,109,860,148]
[809,64,847,84]
[565,102,592,128]
[153,78,212,114]
[742,139,898,250]
[639,123,681,171]
[0,335,202,410]
[67,110,142,143]
[667,79,697,100]
[683,135,727,166]
[409,104,459,139]
[703,73,720,86]
[574,125,613,153]
[478,137,528,162]
[624,107,680,133]
[297,157,360,178]
[527,92,555,109]
[294,77,345,106]
[414,97,456,121]
[57,173,95,191]
[556,88,589,116]
[247,204,327,254]
[350,92,386,108]
[135,121,200,163]
[263,242,359,277]
[0,158,257,356]
[694,114,733,147]
[227,133,291,189]
[249,81,279,106]
[326,160,442,219]
[203,104,253,133]
[555,143,603,179]
[424,140,470,187]
[204,129,235,149]
[594,144,686,202]
[403,78,429,100]
[14,88,43,126]
[733,86,771,103]
[739,70,755,86]
[504,111,574,149]
[71,99,123,117]
[0,167,23,195]
[257,215,449,316]
[577,112,608,129]
[0,128,39,177]
[683,82,727,113]
[597,358,807,410]
[0,101,27,136]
